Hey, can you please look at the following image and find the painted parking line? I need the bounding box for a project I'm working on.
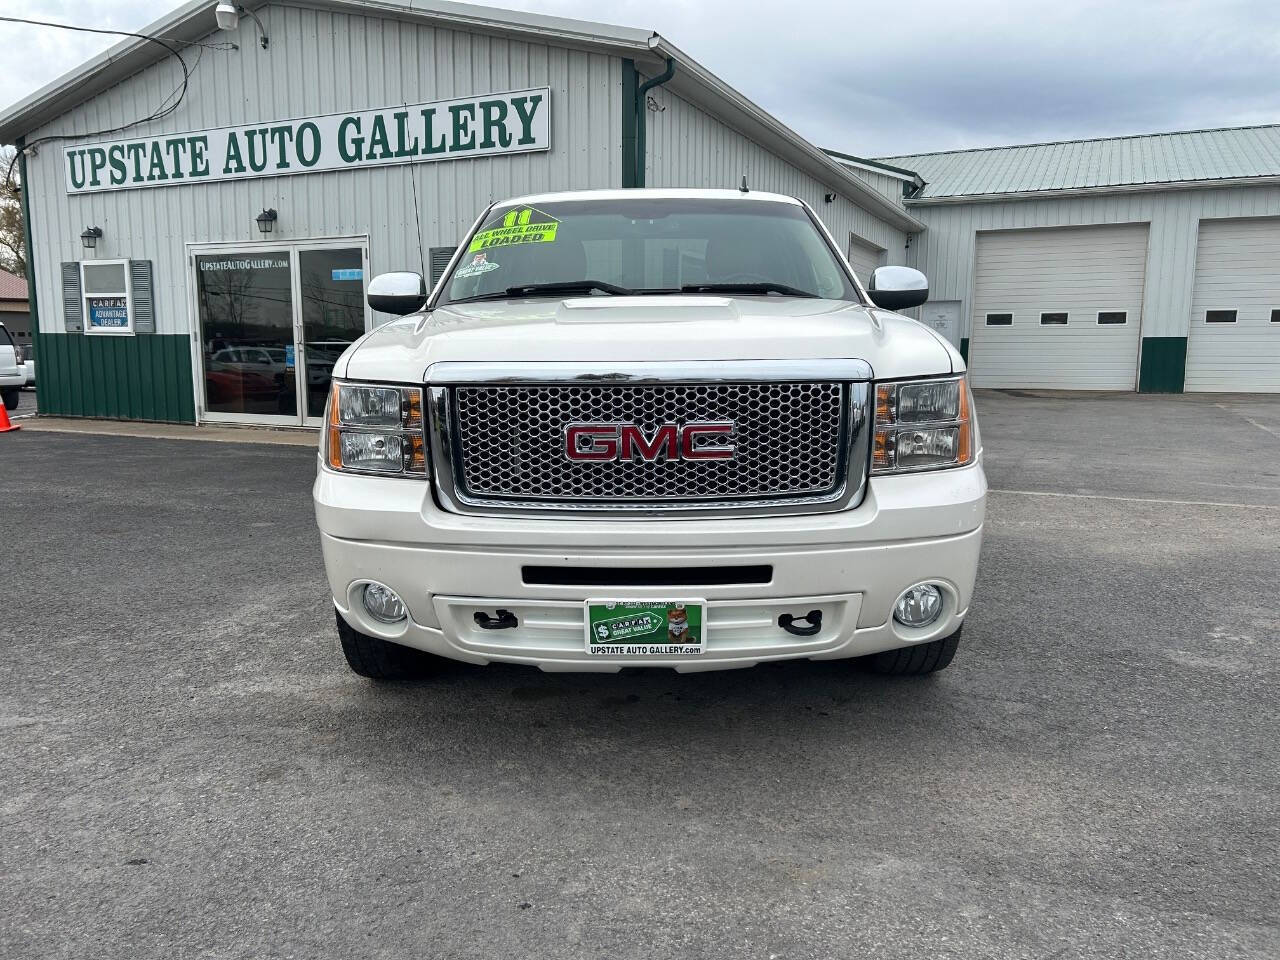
[990,488,1280,510]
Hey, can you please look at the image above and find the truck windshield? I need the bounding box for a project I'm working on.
[440,197,860,305]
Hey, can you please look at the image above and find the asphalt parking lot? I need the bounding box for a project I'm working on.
[2,391,1278,959]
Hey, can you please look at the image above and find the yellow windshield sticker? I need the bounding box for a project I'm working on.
[468,207,559,252]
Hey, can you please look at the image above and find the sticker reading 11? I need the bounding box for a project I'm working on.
[468,206,560,252]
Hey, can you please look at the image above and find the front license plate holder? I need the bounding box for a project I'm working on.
[584,599,706,656]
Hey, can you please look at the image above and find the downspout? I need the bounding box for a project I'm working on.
[15,138,38,346]
[634,55,675,188]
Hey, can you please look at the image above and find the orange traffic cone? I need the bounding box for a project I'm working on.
[0,400,20,433]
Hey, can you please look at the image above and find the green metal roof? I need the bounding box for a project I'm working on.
[880,124,1280,200]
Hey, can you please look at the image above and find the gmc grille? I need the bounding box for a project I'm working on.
[431,377,869,515]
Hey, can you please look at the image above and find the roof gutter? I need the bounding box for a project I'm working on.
[905,174,1280,205]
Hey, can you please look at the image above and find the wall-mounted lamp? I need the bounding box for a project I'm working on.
[255,208,278,234]
[81,226,103,250]
[824,193,836,204]
[215,3,270,49]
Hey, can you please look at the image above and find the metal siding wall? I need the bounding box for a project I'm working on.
[641,88,908,267]
[23,3,623,343]
[845,168,907,207]
[909,185,1280,343]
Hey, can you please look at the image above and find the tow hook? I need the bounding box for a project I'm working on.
[778,610,822,637]
[474,609,519,631]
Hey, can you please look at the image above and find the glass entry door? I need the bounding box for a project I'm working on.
[299,248,366,422]
[193,241,368,426]
[195,250,297,420]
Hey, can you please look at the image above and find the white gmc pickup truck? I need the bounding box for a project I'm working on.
[314,189,985,681]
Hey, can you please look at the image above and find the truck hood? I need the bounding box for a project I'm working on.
[337,296,958,383]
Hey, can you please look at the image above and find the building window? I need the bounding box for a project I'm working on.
[1205,310,1237,323]
[82,260,135,336]
[1040,312,1068,325]
[985,313,1013,326]
[1271,309,1280,323]
[1097,311,1127,325]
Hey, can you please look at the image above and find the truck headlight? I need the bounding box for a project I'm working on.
[326,381,427,477]
[872,375,974,474]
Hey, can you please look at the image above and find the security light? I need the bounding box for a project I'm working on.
[214,2,238,31]
[255,208,278,234]
[80,226,103,250]
[215,3,269,48]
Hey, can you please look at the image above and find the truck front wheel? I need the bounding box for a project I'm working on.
[2,388,18,411]
[858,625,962,676]
[335,610,436,680]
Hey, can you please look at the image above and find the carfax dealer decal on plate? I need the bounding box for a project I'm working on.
[585,600,705,656]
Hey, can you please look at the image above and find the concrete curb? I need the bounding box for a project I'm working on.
[20,416,319,447]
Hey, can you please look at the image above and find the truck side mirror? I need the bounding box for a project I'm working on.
[367,272,428,315]
[866,266,929,311]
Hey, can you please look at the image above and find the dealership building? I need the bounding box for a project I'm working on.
[0,0,1277,427]
[0,0,920,426]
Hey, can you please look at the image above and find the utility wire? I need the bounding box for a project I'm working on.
[0,15,237,190]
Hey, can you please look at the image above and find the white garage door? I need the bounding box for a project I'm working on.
[970,224,1148,389]
[847,236,886,286]
[1186,218,1280,393]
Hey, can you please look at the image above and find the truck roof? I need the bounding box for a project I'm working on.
[494,188,803,207]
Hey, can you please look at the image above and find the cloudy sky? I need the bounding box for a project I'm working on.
[1,0,1278,157]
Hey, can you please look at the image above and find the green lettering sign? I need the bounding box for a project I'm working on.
[62,87,551,194]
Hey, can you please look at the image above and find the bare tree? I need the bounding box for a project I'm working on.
[0,147,24,276]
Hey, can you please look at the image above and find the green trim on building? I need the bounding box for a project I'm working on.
[1137,337,1187,393]
[959,337,969,362]
[621,59,638,188]
[17,139,39,347]
[34,333,196,422]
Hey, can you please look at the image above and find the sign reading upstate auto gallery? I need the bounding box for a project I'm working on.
[63,87,550,194]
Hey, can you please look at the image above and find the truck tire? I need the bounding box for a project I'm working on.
[859,625,962,676]
[335,609,435,680]
[2,388,18,411]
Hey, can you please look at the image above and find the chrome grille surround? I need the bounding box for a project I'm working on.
[426,360,873,518]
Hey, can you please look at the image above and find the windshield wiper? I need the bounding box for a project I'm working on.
[450,280,634,303]
[680,282,817,298]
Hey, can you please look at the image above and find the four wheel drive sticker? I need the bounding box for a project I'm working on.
[468,207,560,252]
[585,600,705,656]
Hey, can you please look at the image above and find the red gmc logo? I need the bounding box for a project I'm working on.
[565,421,737,462]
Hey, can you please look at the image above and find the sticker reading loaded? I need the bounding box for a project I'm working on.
[468,206,559,252]
[585,600,705,656]
[454,252,502,278]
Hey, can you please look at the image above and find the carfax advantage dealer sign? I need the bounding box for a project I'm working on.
[62,87,550,194]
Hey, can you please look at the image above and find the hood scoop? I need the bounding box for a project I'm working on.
[556,295,739,324]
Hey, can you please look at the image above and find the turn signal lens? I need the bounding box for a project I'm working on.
[872,376,974,474]
[325,381,428,478]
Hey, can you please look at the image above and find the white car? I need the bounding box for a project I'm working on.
[0,322,23,411]
[314,189,985,680]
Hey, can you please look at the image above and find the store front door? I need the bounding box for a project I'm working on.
[191,240,369,426]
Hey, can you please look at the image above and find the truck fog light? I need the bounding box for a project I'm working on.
[893,583,943,627]
[362,582,407,623]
